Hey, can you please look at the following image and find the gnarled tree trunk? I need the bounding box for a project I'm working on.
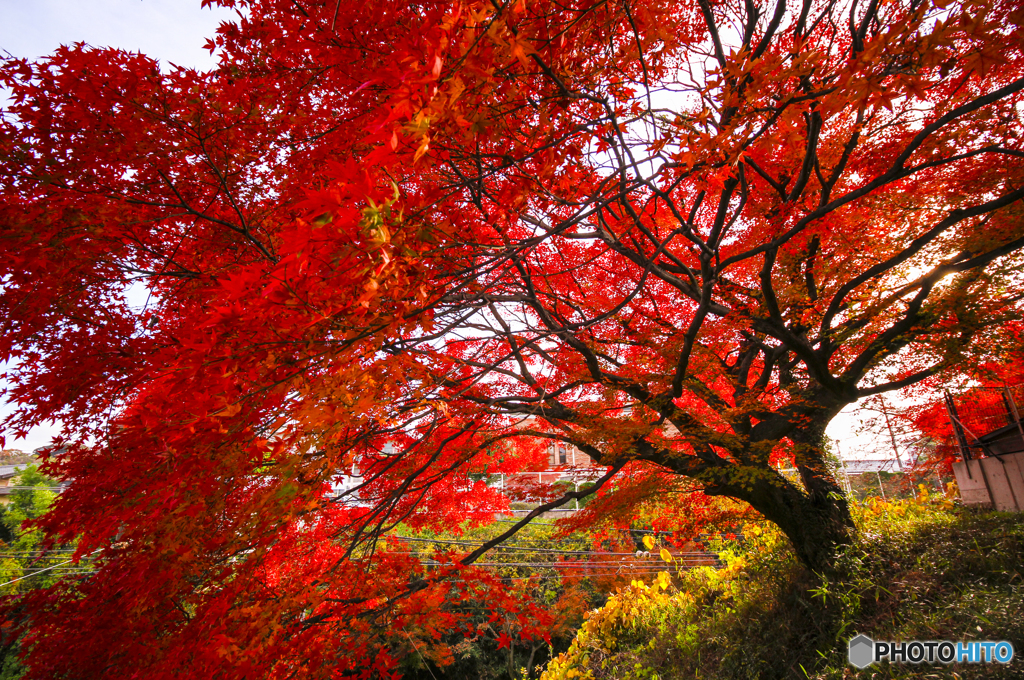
[703,423,855,573]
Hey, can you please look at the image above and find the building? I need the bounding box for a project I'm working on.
[509,416,604,480]
[0,464,32,506]
[944,386,1024,511]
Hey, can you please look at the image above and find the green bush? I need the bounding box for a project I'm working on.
[0,465,73,679]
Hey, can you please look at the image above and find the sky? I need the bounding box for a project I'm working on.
[0,1,898,464]
[0,0,236,69]
[1,1,235,451]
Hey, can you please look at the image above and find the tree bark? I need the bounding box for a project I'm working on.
[703,464,854,573]
[659,414,855,573]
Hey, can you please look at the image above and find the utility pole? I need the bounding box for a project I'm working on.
[1005,385,1024,451]
[878,396,904,471]
[944,391,972,463]
[835,440,853,497]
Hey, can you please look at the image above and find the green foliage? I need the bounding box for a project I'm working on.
[0,466,63,593]
[0,466,67,680]
[552,482,598,510]
[541,492,1024,679]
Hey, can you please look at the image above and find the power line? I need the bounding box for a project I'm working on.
[423,561,709,570]
[388,536,644,555]
[0,550,85,555]
[2,486,65,491]
[444,569,687,584]
[388,536,719,561]
[491,517,731,537]
[0,549,100,588]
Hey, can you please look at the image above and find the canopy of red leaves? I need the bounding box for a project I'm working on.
[2,0,1023,676]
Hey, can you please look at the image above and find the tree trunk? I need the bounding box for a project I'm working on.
[706,465,854,573]
[701,421,855,573]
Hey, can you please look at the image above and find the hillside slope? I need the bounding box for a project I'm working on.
[542,494,1023,679]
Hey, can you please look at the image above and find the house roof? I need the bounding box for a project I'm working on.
[841,458,902,474]
[0,464,30,479]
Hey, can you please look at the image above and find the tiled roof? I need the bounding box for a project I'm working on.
[0,464,29,479]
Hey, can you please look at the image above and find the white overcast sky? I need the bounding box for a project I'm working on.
[0,0,891,462]
[1,1,235,452]
[0,0,236,68]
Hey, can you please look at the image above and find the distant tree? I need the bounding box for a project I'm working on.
[0,466,66,680]
[0,466,62,575]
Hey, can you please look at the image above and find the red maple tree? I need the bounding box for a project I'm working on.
[2,0,1023,677]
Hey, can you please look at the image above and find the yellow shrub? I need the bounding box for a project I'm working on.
[541,570,688,680]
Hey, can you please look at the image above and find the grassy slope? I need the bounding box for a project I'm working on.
[540,494,1024,679]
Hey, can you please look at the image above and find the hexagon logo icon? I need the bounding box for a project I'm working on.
[848,634,875,669]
